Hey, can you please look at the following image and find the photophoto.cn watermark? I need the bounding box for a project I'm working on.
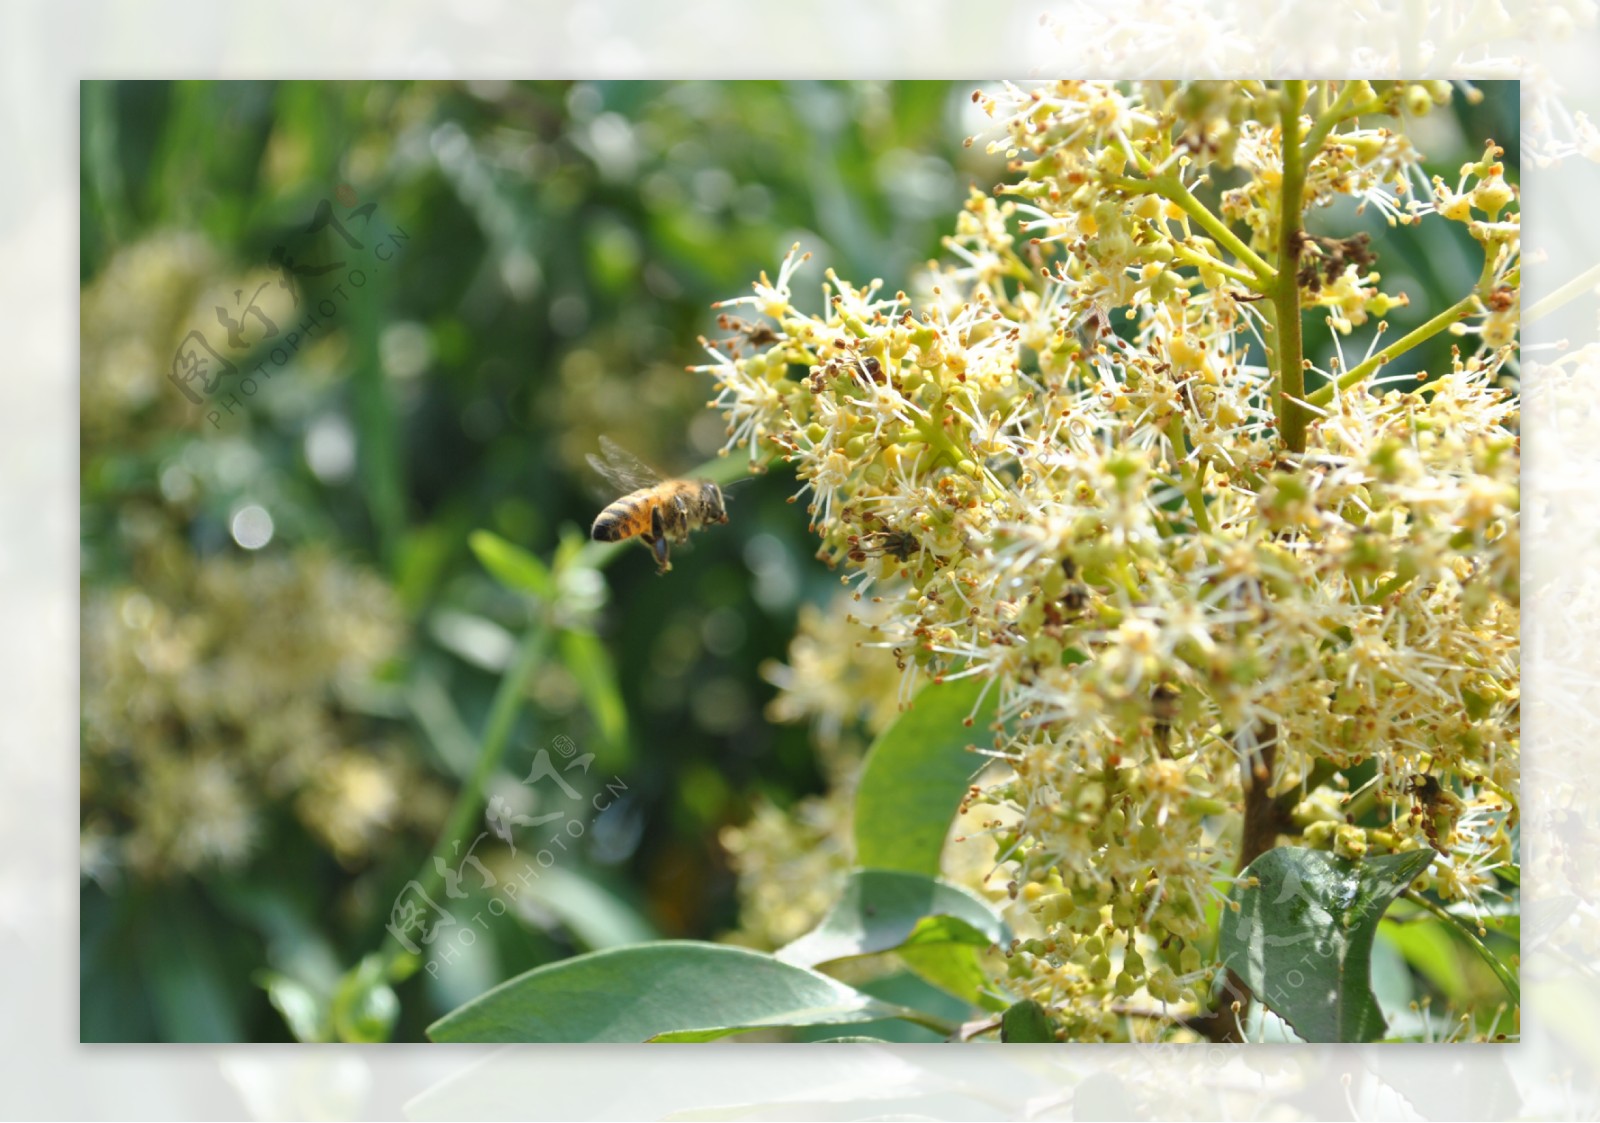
[385,734,629,977]
[167,185,410,428]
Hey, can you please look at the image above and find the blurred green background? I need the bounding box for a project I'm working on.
[79,80,1517,1042]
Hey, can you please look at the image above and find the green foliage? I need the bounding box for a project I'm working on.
[259,953,408,1043]
[555,628,631,772]
[777,870,1005,968]
[1219,847,1435,1042]
[853,678,997,876]
[426,941,933,1043]
[428,720,1012,1042]
[999,999,1055,1043]
[469,529,556,599]
[777,869,1008,1011]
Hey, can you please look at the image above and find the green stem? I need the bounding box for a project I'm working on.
[1171,243,1258,286]
[1153,177,1277,287]
[902,1010,963,1039]
[1112,152,1274,289]
[1299,80,1370,167]
[1476,775,1517,810]
[384,625,551,968]
[1402,889,1521,1006]
[1340,779,1389,827]
[918,404,1005,503]
[1163,414,1211,534]
[1272,81,1310,455]
[1307,292,1479,406]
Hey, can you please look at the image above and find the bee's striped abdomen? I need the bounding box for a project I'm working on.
[591,488,654,542]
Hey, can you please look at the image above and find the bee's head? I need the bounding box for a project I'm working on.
[702,482,729,523]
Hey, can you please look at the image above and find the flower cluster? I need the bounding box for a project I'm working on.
[80,233,448,883]
[701,82,1519,1036]
[760,595,910,774]
[722,595,954,947]
[724,593,1024,948]
[81,547,445,879]
[718,788,855,950]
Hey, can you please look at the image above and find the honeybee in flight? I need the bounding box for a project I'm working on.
[588,436,728,574]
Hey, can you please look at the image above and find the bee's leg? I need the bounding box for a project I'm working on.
[650,507,672,573]
[672,494,691,538]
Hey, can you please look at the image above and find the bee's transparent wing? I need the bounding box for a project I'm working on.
[586,436,662,494]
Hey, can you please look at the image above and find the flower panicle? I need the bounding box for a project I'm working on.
[704,81,1519,1035]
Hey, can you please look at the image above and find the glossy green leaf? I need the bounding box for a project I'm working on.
[897,920,1008,1012]
[1219,847,1435,1043]
[854,678,996,876]
[777,869,1008,1011]
[1367,929,1415,1024]
[469,530,556,599]
[1000,999,1055,1043]
[427,941,930,1043]
[777,869,1005,968]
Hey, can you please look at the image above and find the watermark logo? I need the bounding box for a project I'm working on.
[385,736,629,976]
[169,188,410,428]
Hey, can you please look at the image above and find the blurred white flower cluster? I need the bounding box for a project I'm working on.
[701,81,1519,1037]
[79,234,450,884]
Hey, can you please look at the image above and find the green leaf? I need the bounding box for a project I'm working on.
[854,678,996,876]
[1000,999,1055,1043]
[428,609,515,671]
[777,869,1005,967]
[330,953,400,1043]
[348,264,405,573]
[1367,927,1415,1024]
[897,920,1008,1012]
[1380,916,1469,1004]
[556,628,631,770]
[405,666,482,779]
[137,893,245,1042]
[1219,847,1435,1043]
[776,869,1009,1011]
[258,971,326,1042]
[512,863,658,950]
[427,941,933,1043]
[469,530,555,599]
[828,971,970,1043]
